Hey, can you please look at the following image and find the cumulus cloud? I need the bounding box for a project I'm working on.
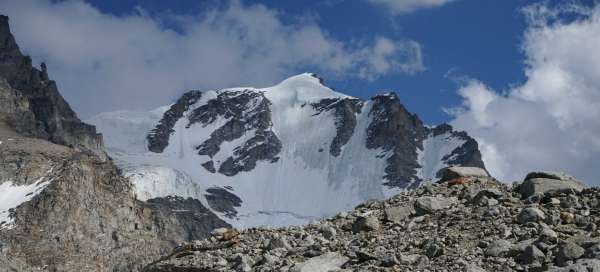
[367,0,456,14]
[449,3,600,184]
[0,0,424,116]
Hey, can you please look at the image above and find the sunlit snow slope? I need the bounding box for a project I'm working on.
[89,73,485,228]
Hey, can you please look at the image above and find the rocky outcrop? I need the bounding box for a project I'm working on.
[431,123,486,171]
[189,90,282,176]
[145,172,600,272]
[438,166,490,182]
[0,15,104,157]
[147,91,202,153]
[519,171,586,199]
[0,131,230,271]
[312,98,363,157]
[204,187,242,218]
[0,16,229,271]
[145,196,230,242]
[366,93,428,187]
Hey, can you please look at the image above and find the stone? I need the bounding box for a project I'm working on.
[464,264,487,272]
[517,207,546,224]
[438,166,489,182]
[414,196,457,215]
[556,242,585,266]
[268,236,292,250]
[561,212,575,224]
[548,258,600,272]
[384,205,414,223]
[585,244,600,258]
[518,245,545,264]
[399,254,424,265]
[352,216,380,233]
[379,254,399,267]
[290,252,349,272]
[520,173,585,198]
[525,171,579,182]
[485,239,514,257]
[319,226,337,240]
[423,239,445,258]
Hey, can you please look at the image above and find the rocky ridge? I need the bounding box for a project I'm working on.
[0,15,230,271]
[145,169,600,272]
[0,15,104,157]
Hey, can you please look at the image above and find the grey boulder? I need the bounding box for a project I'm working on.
[438,166,489,182]
[291,252,349,272]
[520,171,585,198]
[414,196,457,215]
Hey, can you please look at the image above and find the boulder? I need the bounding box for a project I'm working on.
[352,216,380,233]
[556,242,585,266]
[520,171,585,198]
[548,258,600,272]
[384,205,414,223]
[517,207,546,224]
[484,239,514,257]
[438,166,489,182]
[414,196,457,215]
[518,245,545,264]
[291,252,349,272]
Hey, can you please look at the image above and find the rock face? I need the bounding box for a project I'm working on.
[0,15,229,271]
[0,15,104,157]
[145,174,600,272]
[90,73,487,227]
[438,166,489,182]
[520,171,586,198]
[147,91,202,153]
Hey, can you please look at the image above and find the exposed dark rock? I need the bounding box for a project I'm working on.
[431,124,486,172]
[0,16,230,271]
[204,187,242,218]
[148,91,202,153]
[312,98,363,157]
[0,15,104,157]
[442,132,486,169]
[201,160,216,173]
[189,90,281,176]
[146,196,230,242]
[366,93,428,188]
[218,129,281,176]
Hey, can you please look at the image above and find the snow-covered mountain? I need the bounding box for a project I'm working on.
[89,73,485,228]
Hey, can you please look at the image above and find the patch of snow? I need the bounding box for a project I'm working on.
[0,174,54,230]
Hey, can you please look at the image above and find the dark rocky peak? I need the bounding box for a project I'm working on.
[189,90,282,176]
[367,92,428,188]
[148,90,203,153]
[431,123,453,136]
[426,123,487,178]
[188,90,267,127]
[0,15,104,157]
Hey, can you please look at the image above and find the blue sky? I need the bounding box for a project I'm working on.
[84,0,535,124]
[2,0,600,183]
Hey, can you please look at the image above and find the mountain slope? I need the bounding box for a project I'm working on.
[90,73,486,228]
[0,15,104,158]
[0,15,229,271]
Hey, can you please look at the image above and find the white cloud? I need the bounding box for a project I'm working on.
[0,0,424,117]
[449,3,600,184]
[368,0,456,14]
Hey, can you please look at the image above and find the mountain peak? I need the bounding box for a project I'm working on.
[264,73,351,104]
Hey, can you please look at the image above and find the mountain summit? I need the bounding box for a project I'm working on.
[90,73,486,227]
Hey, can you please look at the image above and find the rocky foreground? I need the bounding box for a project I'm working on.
[144,168,600,272]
